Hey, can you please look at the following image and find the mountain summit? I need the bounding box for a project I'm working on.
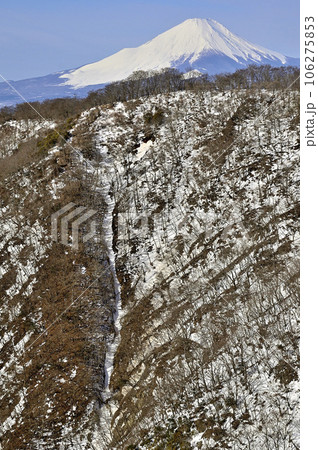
[61,18,297,88]
[0,18,299,106]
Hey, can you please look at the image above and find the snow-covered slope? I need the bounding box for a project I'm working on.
[0,79,300,448]
[61,18,297,88]
[0,18,299,106]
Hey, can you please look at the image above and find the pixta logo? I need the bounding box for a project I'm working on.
[51,203,97,250]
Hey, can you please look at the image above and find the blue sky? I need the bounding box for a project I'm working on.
[0,0,299,81]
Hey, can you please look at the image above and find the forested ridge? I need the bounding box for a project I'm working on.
[0,65,299,449]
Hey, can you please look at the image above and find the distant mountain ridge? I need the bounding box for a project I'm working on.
[0,18,299,106]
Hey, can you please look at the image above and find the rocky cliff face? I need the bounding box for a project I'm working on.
[0,82,299,449]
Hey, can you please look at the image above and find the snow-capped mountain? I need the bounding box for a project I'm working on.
[61,18,298,88]
[0,18,299,106]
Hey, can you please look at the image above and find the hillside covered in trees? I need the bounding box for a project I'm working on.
[0,65,299,449]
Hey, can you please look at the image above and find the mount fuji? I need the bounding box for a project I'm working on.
[0,18,299,106]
